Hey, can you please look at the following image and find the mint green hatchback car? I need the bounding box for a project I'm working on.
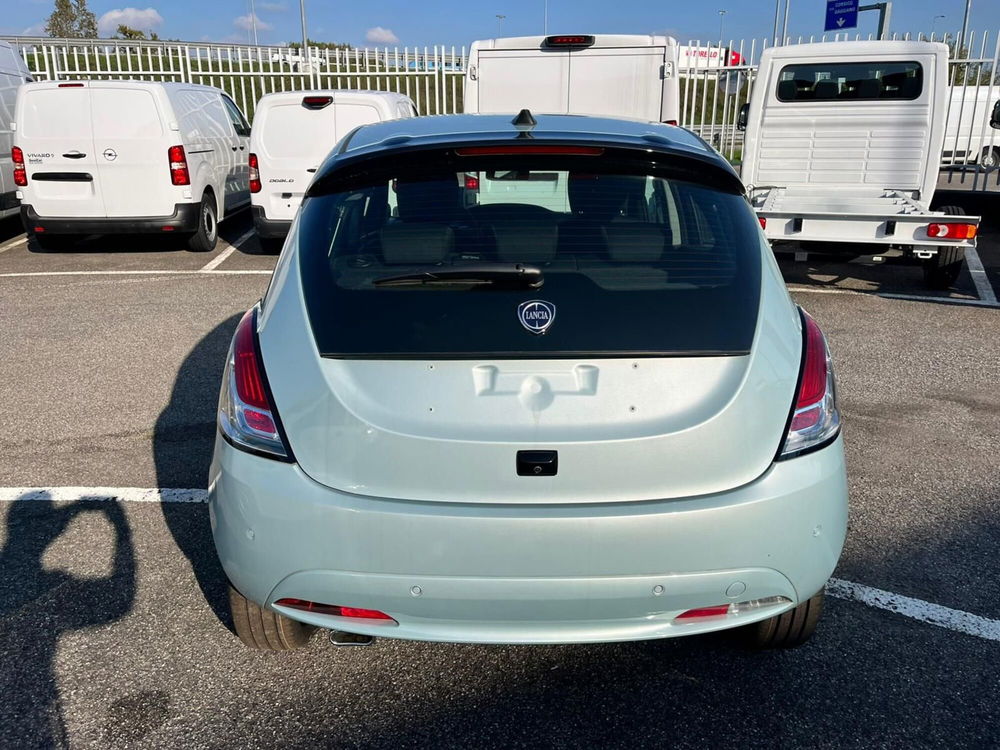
[210,112,847,651]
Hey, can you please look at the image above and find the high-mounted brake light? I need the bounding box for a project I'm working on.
[12,146,27,187]
[544,35,595,47]
[248,152,261,193]
[274,598,397,623]
[302,95,333,109]
[455,145,604,156]
[58,82,84,87]
[778,310,840,459]
[168,144,190,186]
[218,306,292,460]
[927,222,977,240]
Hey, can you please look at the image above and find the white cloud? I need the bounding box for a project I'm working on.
[233,13,273,32]
[365,26,399,44]
[258,2,286,11]
[97,7,164,36]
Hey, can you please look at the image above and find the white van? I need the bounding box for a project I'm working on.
[464,35,681,124]
[942,86,1000,166]
[13,80,252,251]
[0,41,32,222]
[250,90,417,240]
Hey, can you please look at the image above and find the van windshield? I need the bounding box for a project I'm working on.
[297,152,762,358]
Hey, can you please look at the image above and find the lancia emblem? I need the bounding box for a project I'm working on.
[517,300,556,335]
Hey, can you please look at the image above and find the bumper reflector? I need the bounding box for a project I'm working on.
[675,596,792,621]
[274,598,398,624]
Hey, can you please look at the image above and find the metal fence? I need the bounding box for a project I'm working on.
[4,30,999,186]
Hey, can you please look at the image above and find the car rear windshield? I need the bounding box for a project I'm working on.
[297,150,762,358]
[776,61,923,101]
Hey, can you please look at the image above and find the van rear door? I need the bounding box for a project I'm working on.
[90,85,176,218]
[567,46,664,121]
[475,49,570,113]
[18,84,106,218]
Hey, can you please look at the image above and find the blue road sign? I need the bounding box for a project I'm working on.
[825,0,859,32]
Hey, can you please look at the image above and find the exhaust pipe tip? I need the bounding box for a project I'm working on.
[329,630,375,647]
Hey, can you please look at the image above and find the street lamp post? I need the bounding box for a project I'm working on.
[544,0,548,34]
[496,14,506,37]
[249,0,258,45]
[299,0,308,71]
[718,9,727,41]
[931,14,946,38]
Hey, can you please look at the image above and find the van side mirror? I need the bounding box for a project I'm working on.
[991,100,1000,129]
[737,103,750,131]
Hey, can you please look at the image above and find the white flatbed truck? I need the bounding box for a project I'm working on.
[738,41,981,289]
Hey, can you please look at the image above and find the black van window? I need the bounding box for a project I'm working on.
[776,61,922,101]
[298,152,761,358]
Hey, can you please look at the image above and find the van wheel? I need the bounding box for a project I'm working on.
[922,205,966,290]
[980,146,1000,168]
[32,233,79,252]
[229,585,316,650]
[187,194,218,252]
[736,590,824,649]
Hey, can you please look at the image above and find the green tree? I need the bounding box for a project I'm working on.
[115,24,147,40]
[44,0,77,38]
[43,0,98,38]
[74,0,97,38]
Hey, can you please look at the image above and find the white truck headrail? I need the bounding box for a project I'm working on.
[750,186,980,251]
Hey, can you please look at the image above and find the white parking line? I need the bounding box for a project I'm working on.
[199,229,255,272]
[963,246,998,305]
[0,269,272,279]
[787,286,999,308]
[1,486,997,643]
[827,578,1000,642]
[0,234,27,253]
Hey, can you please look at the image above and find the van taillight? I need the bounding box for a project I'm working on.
[249,152,261,193]
[302,95,333,109]
[464,173,479,191]
[12,147,27,187]
[168,145,190,186]
[664,120,678,126]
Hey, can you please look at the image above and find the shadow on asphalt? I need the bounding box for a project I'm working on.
[0,495,135,746]
[153,314,241,631]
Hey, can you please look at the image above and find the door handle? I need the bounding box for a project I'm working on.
[63,151,86,159]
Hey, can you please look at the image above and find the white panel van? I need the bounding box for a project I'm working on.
[0,41,32,221]
[464,35,681,124]
[249,90,417,240]
[13,80,251,251]
[942,86,1000,166]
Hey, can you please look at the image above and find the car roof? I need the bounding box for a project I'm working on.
[310,112,741,195]
[342,112,723,161]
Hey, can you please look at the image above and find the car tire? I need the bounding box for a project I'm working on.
[31,233,79,252]
[737,590,824,649]
[187,194,219,252]
[922,205,966,290]
[229,585,316,650]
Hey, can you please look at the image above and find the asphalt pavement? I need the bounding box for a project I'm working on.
[0,204,998,748]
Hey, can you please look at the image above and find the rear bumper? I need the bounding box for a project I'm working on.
[210,434,848,644]
[20,203,201,235]
[251,205,291,239]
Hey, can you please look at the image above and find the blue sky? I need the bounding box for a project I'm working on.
[5,0,1000,48]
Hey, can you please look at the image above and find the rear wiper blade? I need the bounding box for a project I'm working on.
[372,263,544,289]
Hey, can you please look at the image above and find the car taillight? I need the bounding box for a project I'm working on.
[927,222,977,240]
[249,152,261,193]
[12,146,27,187]
[168,144,190,186]
[778,310,840,459]
[218,306,292,460]
[758,217,767,229]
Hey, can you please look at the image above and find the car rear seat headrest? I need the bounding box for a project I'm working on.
[602,225,668,263]
[494,221,559,264]
[394,177,463,222]
[567,175,646,221]
[380,224,455,264]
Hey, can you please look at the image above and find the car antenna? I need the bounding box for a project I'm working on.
[512,109,537,128]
